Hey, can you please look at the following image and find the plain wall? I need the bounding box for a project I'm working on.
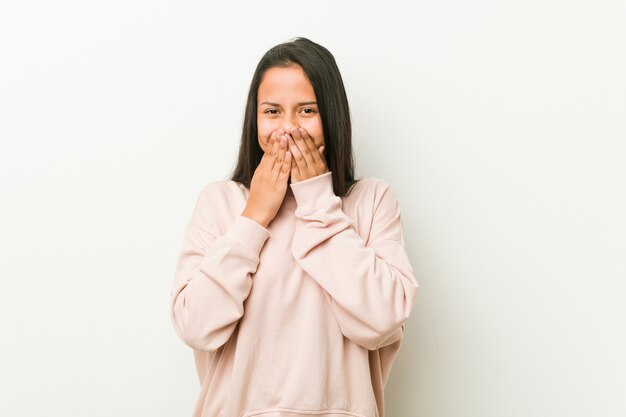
[1,0,624,416]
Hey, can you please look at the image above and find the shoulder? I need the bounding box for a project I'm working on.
[344,176,403,223]
[189,179,248,231]
[346,176,397,205]
[197,178,248,202]
[344,176,406,242]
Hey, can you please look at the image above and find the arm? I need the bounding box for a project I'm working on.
[170,185,271,352]
[290,172,419,350]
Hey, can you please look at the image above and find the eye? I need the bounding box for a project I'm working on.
[301,108,317,114]
[264,109,279,115]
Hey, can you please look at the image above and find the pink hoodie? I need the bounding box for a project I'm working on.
[170,171,419,417]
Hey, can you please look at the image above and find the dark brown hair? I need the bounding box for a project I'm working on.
[229,37,359,198]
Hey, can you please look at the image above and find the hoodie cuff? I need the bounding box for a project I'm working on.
[225,215,271,257]
[289,171,335,209]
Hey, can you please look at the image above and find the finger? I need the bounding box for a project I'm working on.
[270,136,284,172]
[271,135,288,182]
[290,149,301,182]
[268,131,283,171]
[259,130,279,170]
[298,127,321,162]
[290,127,314,168]
[280,149,292,182]
[286,132,304,167]
[272,129,285,151]
[267,129,282,153]
[266,130,277,151]
[286,130,312,175]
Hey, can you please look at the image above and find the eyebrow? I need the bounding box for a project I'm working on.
[259,101,318,106]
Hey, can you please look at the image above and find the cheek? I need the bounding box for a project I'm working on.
[257,119,274,149]
[301,117,325,146]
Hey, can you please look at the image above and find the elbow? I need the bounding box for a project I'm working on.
[345,323,405,351]
[339,314,409,351]
[170,311,234,353]
[180,331,228,353]
[169,279,246,353]
[330,292,416,350]
[375,323,405,349]
[170,299,237,353]
[354,273,419,350]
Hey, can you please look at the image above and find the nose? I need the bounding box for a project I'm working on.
[282,113,299,135]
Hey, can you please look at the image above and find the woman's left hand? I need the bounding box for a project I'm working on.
[285,127,329,183]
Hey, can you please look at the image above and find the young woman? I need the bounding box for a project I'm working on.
[170,37,419,417]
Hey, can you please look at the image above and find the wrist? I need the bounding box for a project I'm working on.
[241,208,270,229]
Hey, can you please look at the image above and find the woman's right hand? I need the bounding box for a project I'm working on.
[241,129,292,228]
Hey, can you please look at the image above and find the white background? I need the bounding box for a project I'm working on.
[1,1,624,416]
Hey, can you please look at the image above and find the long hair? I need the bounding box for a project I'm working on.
[229,37,359,198]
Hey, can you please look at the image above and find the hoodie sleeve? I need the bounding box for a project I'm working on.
[289,171,419,351]
[170,184,271,352]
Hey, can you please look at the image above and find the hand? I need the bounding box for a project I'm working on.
[241,129,291,228]
[285,127,329,183]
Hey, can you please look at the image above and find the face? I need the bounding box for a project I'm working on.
[257,65,325,154]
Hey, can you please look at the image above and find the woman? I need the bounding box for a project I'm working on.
[170,37,419,417]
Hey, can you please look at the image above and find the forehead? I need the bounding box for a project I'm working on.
[258,65,316,101]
